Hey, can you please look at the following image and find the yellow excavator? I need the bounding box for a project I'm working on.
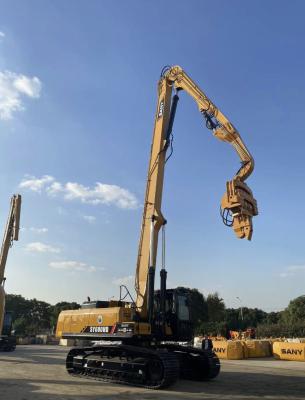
[0,194,21,351]
[56,66,258,388]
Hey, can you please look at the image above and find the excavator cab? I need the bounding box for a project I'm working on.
[0,312,16,351]
[2,311,13,336]
[154,288,193,342]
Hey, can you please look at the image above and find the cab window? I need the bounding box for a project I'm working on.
[177,295,189,320]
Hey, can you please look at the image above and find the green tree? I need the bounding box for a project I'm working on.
[5,294,32,320]
[240,307,267,329]
[13,317,28,336]
[224,308,240,330]
[5,294,80,336]
[207,292,225,322]
[256,322,305,338]
[15,298,52,335]
[281,295,305,324]
[188,289,208,333]
[263,311,281,325]
[29,299,52,328]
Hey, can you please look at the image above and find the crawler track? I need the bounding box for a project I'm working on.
[66,344,179,389]
[66,344,220,389]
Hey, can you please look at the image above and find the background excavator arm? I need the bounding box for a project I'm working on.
[0,195,21,333]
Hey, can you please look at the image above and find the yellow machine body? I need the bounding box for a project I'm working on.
[56,304,152,339]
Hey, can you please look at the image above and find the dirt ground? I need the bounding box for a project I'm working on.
[0,345,305,400]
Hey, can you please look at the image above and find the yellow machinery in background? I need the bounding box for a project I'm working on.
[0,194,21,351]
[230,328,256,340]
[56,66,258,389]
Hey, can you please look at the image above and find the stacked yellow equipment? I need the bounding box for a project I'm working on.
[273,342,305,361]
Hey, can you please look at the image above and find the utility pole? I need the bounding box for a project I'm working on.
[236,296,244,321]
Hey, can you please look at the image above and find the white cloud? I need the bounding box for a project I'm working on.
[83,215,96,223]
[63,182,139,209]
[22,227,48,234]
[19,175,54,193]
[279,272,293,279]
[287,265,305,272]
[25,242,60,253]
[279,264,305,278]
[47,181,63,196]
[19,174,139,210]
[49,260,100,273]
[30,227,48,234]
[0,70,42,120]
[14,75,41,98]
[0,32,5,38]
[112,275,134,286]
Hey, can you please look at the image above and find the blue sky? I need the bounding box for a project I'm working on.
[1,0,305,311]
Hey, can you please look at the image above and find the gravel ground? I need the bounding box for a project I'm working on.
[0,345,304,400]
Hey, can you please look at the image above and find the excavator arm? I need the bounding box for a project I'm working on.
[0,195,21,285]
[0,195,21,334]
[166,66,258,240]
[135,66,258,315]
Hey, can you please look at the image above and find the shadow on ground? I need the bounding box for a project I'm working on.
[0,346,66,366]
[0,371,305,400]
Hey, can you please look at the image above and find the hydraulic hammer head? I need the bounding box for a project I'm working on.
[221,178,258,240]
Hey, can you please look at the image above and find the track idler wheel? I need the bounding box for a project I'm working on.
[178,349,220,381]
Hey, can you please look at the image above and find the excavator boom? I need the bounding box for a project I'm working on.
[0,195,21,284]
[135,65,258,314]
[0,194,21,348]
